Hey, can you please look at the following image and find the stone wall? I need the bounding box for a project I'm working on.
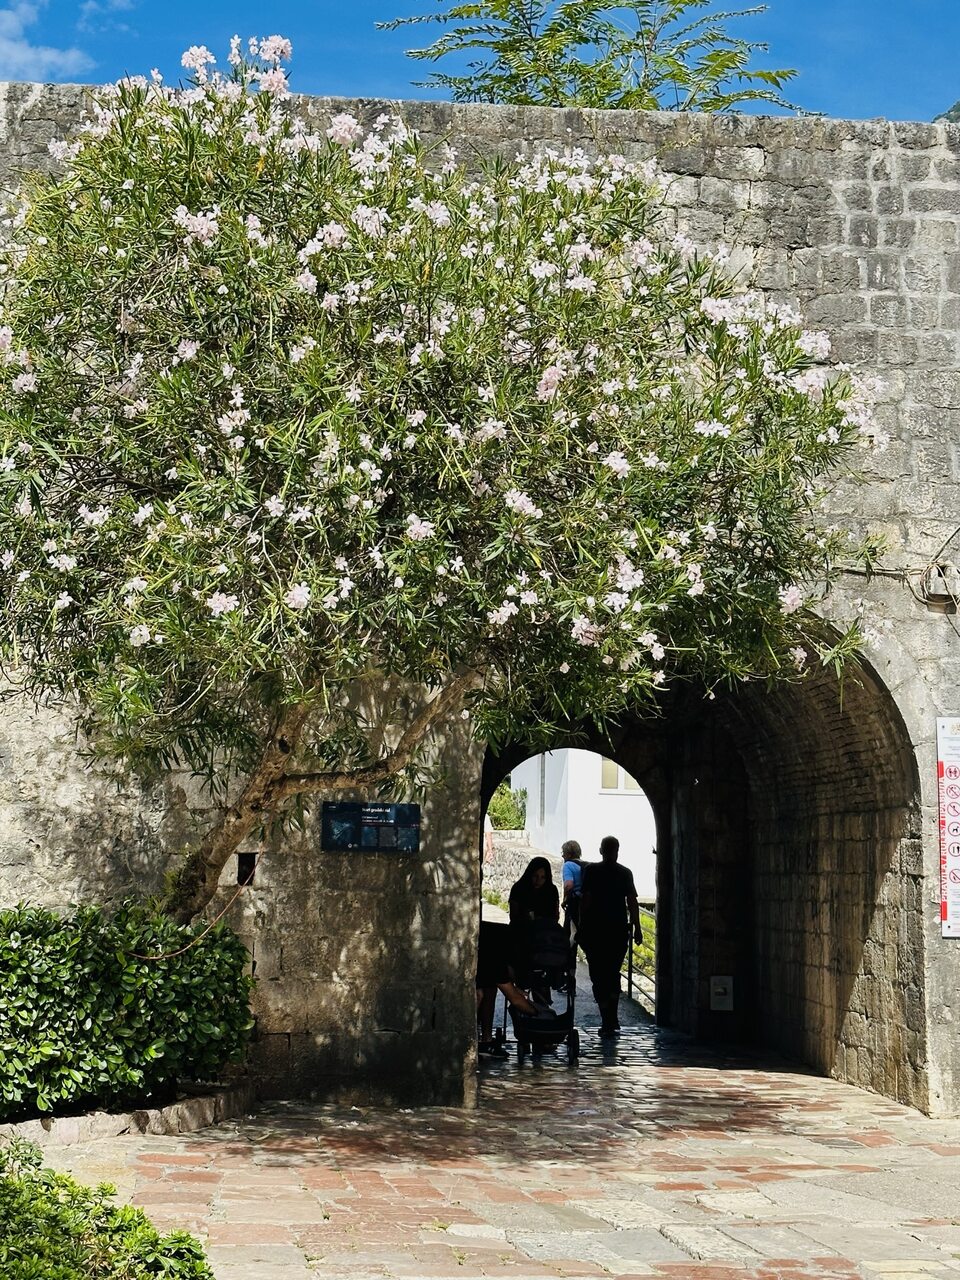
[0,698,179,906]
[215,711,485,1106]
[481,832,560,905]
[0,84,958,1110]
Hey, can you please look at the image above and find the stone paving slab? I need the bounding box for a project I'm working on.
[40,997,960,1280]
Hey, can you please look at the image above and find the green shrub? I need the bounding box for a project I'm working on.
[482,888,509,912]
[0,903,253,1122]
[0,1138,214,1279]
[625,909,657,980]
[488,783,527,831]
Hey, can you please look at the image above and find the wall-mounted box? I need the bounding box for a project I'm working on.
[710,975,734,1011]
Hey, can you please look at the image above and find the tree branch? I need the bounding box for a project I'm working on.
[273,672,479,801]
[162,699,313,923]
[161,673,480,923]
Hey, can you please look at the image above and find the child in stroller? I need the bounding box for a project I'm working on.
[509,918,580,1062]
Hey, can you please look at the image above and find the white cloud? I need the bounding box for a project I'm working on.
[0,2,93,80]
[78,0,134,35]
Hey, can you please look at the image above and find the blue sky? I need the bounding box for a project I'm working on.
[2,0,957,122]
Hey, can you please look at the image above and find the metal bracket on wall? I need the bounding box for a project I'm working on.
[920,562,960,614]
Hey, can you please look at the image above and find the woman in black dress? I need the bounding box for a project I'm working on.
[508,856,560,990]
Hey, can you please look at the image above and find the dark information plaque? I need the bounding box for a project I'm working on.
[320,802,421,853]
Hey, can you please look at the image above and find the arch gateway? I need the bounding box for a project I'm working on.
[0,84,958,1114]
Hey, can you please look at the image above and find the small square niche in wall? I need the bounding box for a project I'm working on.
[237,852,257,885]
[709,975,734,1011]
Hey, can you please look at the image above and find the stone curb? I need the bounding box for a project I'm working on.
[0,1080,257,1148]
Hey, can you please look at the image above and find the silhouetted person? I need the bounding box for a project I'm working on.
[476,920,536,1057]
[509,855,560,995]
[579,835,642,1038]
[561,839,587,944]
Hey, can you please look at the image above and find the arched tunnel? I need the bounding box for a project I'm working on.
[481,658,924,1107]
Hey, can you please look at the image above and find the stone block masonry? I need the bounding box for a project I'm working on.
[0,86,957,1111]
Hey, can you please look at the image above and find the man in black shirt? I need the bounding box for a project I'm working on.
[579,835,642,1038]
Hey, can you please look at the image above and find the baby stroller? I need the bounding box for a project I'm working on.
[509,920,580,1063]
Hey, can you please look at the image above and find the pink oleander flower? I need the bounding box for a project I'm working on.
[258,67,289,97]
[319,221,348,248]
[614,556,644,592]
[327,113,362,147]
[258,35,293,64]
[352,205,389,239]
[173,205,219,247]
[78,504,110,527]
[778,584,803,615]
[571,616,601,647]
[284,583,311,610]
[289,337,316,363]
[603,451,630,479]
[406,514,435,541]
[181,45,215,76]
[424,201,451,227]
[206,591,239,617]
[488,600,519,626]
[536,364,563,402]
[797,329,831,360]
[504,489,543,519]
[694,420,731,439]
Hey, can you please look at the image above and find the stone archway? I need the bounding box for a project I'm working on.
[481,656,923,1109]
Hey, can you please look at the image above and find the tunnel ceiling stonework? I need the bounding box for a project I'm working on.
[0,86,958,1112]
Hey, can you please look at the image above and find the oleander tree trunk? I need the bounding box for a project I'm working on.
[163,676,476,924]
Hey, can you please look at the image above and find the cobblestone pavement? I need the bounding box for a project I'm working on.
[48,998,960,1280]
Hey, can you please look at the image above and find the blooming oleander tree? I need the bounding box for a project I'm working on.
[0,39,879,920]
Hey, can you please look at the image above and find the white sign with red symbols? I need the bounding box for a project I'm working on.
[937,717,960,938]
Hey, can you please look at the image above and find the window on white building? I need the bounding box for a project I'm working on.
[600,757,642,792]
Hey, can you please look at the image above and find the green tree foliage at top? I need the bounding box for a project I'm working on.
[380,0,798,110]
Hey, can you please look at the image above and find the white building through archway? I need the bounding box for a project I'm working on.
[508,749,657,901]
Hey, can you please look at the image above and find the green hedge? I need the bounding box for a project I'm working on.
[0,903,253,1122]
[488,781,527,830]
[0,1138,214,1279]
